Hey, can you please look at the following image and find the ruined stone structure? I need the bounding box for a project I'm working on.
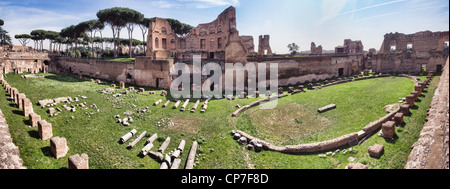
[146,6,253,63]
[310,42,323,55]
[0,52,50,74]
[335,39,364,54]
[258,35,273,56]
[372,30,449,73]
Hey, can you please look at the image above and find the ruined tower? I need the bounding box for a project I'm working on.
[258,35,273,56]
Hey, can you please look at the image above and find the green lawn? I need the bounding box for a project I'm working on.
[1,72,436,169]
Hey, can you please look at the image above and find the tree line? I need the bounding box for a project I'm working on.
[12,7,193,58]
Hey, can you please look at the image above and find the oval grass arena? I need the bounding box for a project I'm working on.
[234,76,416,146]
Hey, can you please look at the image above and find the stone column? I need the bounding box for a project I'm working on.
[50,137,69,159]
[29,112,41,127]
[22,98,33,116]
[38,120,52,140]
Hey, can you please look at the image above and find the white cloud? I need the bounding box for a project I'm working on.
[317,0,348,25]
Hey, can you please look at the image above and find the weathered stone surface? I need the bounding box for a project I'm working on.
[68,153,89,169]
[346,163,368,169]
[127,131,147,149]
[47,108,55,114]
[22,98,33,116]
[400,104,411,115]
[318,104,336,113]
[50,137,69,159]
[29,112,41,127]
[38,120,52,140]
[381,121,396,139]
[368,144,384,158]
[185,142,198,169]
[0,109,26,169]
[393,113,404,125]
[119,129,137,144]
[17,93,26,110]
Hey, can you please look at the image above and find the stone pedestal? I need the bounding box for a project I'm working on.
[368,144,384,158]
[400,104,410,115]
[307,83,314,90]
[38,120,52,140]
[68,153,89,169]
[50,137,69,159]
[22,98,33,116]
[17,93,26,109]
[29,112,41,127]
[381,121,396,139]
[393,113,404,125]
[406,94,415,106]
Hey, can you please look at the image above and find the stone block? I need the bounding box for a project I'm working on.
[68,153,89,169]
[346,163,368,169]
[110,84,116,88]
[307,83,314,90]
[47,108,56,114]
[318,104,336,113]
[410,91,419,101]
[129,86,135,91]
[288,87,295,93]
[381,121,396,139]
[50,137,69,159]
[368,144,384,158]
[119,81,125,89]
[138,88,145,93]
[17,93,26,110]
[405,94,415,106]
[298,85,304,91]
[400,104,410,115]
[29,112,41,127]
[278,87,284,95]
[38,120,52,140]
[22,98,33,117]
[393,113,404,125]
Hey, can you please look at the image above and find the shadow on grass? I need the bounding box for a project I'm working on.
[28,130,39,139]
[384,134,399,144]
[40,146,52,157]
[12,109,23,116]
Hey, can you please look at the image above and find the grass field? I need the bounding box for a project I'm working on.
[0,72,436,169]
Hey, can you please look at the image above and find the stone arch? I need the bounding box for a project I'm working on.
[199,28,207,36]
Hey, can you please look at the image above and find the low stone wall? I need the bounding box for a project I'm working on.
[0,108,26,169]
[405,58,449,169]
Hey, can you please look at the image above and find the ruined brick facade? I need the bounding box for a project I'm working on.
[258,35,272,56]
[0,52,50,74]
[146,6,253,63]
[310,42,323,55]
[335,39,364,54]
[372,30,449,73]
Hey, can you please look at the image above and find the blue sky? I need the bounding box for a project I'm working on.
[1,0,448,53]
